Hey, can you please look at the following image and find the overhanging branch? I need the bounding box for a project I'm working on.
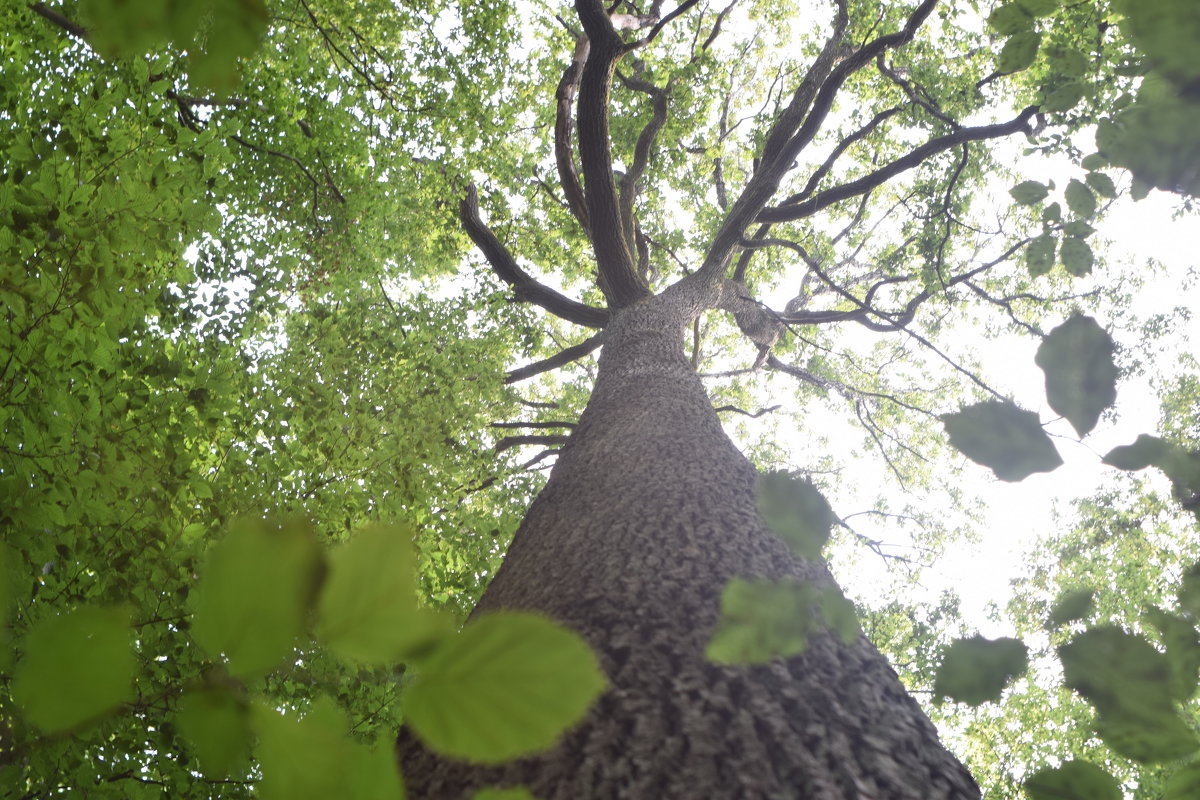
[460,186,609,329]
[505,332,605,383]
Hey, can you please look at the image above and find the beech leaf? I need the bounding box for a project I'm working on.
[11,605,134,732]
[934,635,1028,705]
[1034,315,1118,436]
[1060,237,1094,276]
[176,688,253,779]
[190,518,321,678]
[404,611,606,763]
[1065,178,1097,218]
[941,401,1062,481]
[315,523,456,665]
[1010,180,1049,205]
[1025,761,1121,800]
[998,32,1042,73]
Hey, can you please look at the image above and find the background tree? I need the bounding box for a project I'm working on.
[2,0,1199,798]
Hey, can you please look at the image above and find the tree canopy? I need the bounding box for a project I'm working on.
[2,0,1199,797]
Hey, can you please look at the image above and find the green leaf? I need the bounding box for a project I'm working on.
[11,606,134,733]
[1116,0,1200,86]
[1061,220,1095,238]
[934,635,1028,705]
[1041,201,1062,223]
[1180,562,1200,619]
[1064,179,1097,218]
[1165,762,1200,800]
[1049,589,1094,627]
[756,472,835,559]
[998,32,1041,73]
[316,523,455,665]
[987,3,1034,34]
[1060,237,1094,276]
[708,579,820,664]
[1042,82,1085,113]
[404,611,605,763]
[253,699,405,800]
[1094,709,1200,763]
[1080,153,1110,171]
[1096,85,1200,197]
[1143,607,1200,702]
[941,401,1062,481]
[1026,234,1056,276]
[1015,0,1058,16]
[190,518,321,678]
[1024,761,1121,800]
[1103,434,1171,471]
[1045,45,1089,77]
[1060,625,1200,761]
[1010,180,1049,205]
[473,790,538,800]
[1086,171,1118,199]
[176,688,252,779]
[1034,315,1118,436]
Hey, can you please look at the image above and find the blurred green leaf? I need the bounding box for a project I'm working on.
[176,688,253,779]
[756,472,835,559]
[253,699,405,800]
[190,518,321,678]
[987,3,1034,34]
[1034,315,1118,436]
[1103,434,1171,471]
[12,605,134,733]
[1061,237,1094,276]
[1064,179,1097,218]
[941,401,1062,481]
[405,611,605,763]
[473,790,537,800]
[1042,82,1086,113]
[316,523,455,665]
[1010,180,1049,205]
[998,32,1041,73]
[1165,762,1200,800]
[934,635,1028,705]
[1049,589,1094,627]
[1024,761,1121,800]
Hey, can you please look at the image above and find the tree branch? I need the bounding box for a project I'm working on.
[556,36,593,234]
[495,434,571,453]
[574,0,652,307]
[460,186,609,328]
[29,2,87,40]
[505,332,605,383]
[759,107,1038,223]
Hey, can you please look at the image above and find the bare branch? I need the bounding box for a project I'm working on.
[714,404,781,418]
[615,69,671,250]
[29,2,88,40]
[505,332,605,383]
[495,434,571,453]
[460,186,609,328]
[760,107,1038,223]
[556,37,593,234]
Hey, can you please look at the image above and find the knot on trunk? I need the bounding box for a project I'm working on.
[718,280,785,361]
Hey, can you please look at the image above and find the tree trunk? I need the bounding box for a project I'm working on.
[399,288,979,799]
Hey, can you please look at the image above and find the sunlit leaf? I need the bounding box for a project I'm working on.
[941,401,1062,481]
[756,472,835,559]
[190,518,321,678]
[316,523,456,665]
[1025,761,1121,800]
[405,611,605,763]
[934,635,1028,705]
[11,605,134,733]
[1034,315,1117,436]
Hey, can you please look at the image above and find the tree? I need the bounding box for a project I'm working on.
[3,0,1200,798]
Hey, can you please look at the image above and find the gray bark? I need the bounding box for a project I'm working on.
[398,288,979,799]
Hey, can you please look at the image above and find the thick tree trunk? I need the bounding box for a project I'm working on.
[399,289,979,799]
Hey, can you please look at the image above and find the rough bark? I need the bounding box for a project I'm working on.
[398,288,979,799]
